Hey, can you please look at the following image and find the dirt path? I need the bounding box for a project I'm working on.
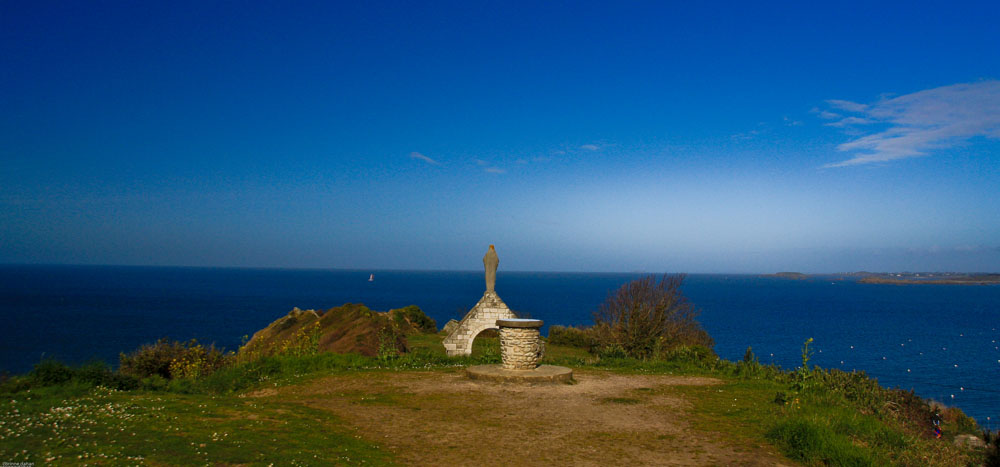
[259,368,792,466]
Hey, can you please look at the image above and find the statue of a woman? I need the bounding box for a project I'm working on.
[483,244,499,292]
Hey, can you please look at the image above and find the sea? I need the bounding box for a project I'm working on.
[1,265,998,426]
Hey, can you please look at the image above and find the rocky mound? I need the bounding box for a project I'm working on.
[240,303,436,358]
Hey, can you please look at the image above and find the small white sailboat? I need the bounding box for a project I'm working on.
[368,273,374,282]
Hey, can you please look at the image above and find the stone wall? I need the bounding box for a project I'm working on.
[499,327,543,370]
[442,291,517,356]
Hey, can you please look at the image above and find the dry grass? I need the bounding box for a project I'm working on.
[263,369,792,466]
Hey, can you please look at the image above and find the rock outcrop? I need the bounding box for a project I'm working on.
[240,303,436,358]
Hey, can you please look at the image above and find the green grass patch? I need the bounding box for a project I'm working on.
[2,333,991,466]
[667,378,974,466]
[767,416,876,465]
[0,386,392,465]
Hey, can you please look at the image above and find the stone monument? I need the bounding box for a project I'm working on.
[450,246,573,383]
[484,244,498,293]
[442,245,517,356]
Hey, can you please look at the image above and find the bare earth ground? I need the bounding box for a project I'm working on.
[252,368,793,466]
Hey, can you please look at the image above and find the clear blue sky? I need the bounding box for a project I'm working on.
[2,1,999,273]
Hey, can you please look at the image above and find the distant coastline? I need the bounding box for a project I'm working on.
[761,272,809,280]
[763,271,1000,285]
[857,274,1000,285]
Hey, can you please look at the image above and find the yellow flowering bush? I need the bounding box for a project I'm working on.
[278,321,322,357]
[119,338,231,380]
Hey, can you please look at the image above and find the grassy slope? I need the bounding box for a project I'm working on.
[1,335,990,466]
[1,372,390,465]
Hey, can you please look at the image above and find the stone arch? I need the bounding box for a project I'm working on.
[466,322,502,356]
[443,291,517,356]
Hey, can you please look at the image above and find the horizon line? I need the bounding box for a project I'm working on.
[1,262,994,276]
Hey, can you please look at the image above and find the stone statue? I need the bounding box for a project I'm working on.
[483,244,499,292]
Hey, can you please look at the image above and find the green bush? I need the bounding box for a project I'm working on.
[74,361,139,390]
[735,346,785,380]
[167,377,196,394]
[767,417,875,465]
[595,343,628,360]
[30,359,74,385]
[942,406,980,434]
[119,338,231,380]
[13,359,139,392]
[660,345,717,364]
[140,374,169,391]
[547,325,594,348]
[986,433,1000,467]
[390,305,437,334]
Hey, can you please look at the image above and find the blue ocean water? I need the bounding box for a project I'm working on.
[1,265,998,425]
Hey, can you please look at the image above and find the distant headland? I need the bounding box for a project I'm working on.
[763,271,1000,285]
[857,273,1000,285]
[761,272,810,280]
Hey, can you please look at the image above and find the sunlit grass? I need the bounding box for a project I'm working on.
[1,336,992,466]
[0,386,392,465]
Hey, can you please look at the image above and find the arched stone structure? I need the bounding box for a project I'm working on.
[443,291,517,356]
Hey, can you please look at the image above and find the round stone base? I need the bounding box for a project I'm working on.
[465,365,574,384]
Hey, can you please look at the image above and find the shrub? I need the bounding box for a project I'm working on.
[595,343,629,360]
[736,346,777,380]
[547,325,594,348]
[119,338,230,380]
[277,321,323,358]
[591,274,713,359]
[167,378,196,393]
[140,375,169,391]
[941,406,980,434]
[377,328,400,362]
[30,359,74,386]
[75,360,139,390]
[390,305,437,334]
[986,432,1000,467]
[660,345,717,364]
[168,343,231,379]
[16,359,138,392]
[767,417,874,465]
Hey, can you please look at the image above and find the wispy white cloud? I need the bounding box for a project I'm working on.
[409,151,440,165]
[810,107,841,119]
[580,144,599,151]
[514,156,551,165]
[823,116,875,128]
[826,99,868,113]
[783,116,803,126]
[823,80,1000,167]
[484,167,505,174]
[474,159,489,166]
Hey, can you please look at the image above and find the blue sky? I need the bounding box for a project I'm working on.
[2,1,999,272]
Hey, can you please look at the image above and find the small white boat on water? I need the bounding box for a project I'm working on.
[368,274,374,282]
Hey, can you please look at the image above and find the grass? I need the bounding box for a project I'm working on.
[1,385,391,465]
[1,335,993,466]
[661,374,977,466]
